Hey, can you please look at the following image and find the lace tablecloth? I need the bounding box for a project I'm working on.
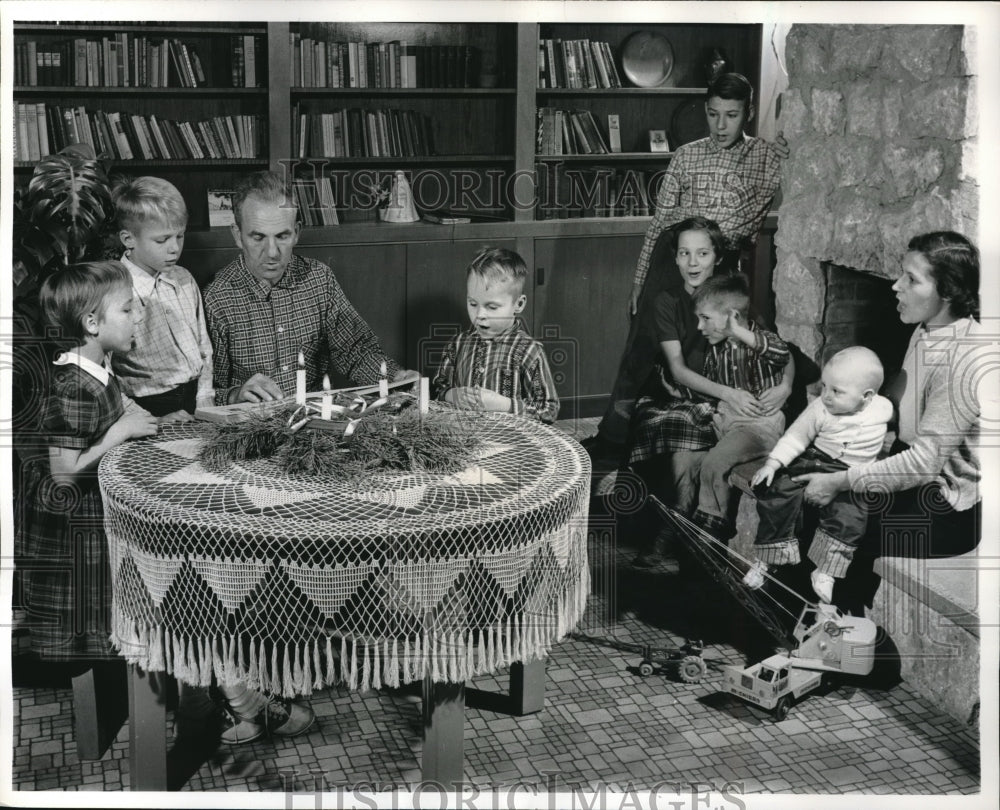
[99,412,590,696]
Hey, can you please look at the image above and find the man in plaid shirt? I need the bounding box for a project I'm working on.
[203,170,415,744]
[205,171,415,406]
[590,73,787,454]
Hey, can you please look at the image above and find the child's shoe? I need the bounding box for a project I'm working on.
[741,559,769,590]
[811,571,835,604]
[219,696,315,745]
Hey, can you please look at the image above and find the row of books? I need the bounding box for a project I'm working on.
[290,178,340,227]
[13,34,262,88]
[292,35,480,89]
[536,107,614,155]
[535,163,657,219]
[13,101,264,162]
[538,39,623,90]
[293,107,435,159]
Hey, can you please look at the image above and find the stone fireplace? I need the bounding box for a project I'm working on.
[773,23,977,368]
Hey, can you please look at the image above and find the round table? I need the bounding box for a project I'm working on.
[100,411,590,786]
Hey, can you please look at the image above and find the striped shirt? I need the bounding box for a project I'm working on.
[432,323,560,423]
[112,254,214,404]
[204,253,400,405]
[702,321,789,398]
[633,134,781,287]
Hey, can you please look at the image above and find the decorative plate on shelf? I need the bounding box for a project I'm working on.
[621,31,674,88]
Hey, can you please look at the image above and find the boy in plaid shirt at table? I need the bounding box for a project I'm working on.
[433,246,559,423]
[110,176,213,418]
[687,274,790,542]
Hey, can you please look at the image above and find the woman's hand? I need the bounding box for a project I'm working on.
[792,470,849,507]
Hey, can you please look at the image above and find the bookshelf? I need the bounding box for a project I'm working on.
[14,19,771,415]
[285,22,518,223]
[13,21,270,229]
[532,22,762,220]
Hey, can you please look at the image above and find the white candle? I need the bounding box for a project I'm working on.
[321,374,332,420]
[378,360,389,399]
[418,376,429,414]
[296,350,307,405]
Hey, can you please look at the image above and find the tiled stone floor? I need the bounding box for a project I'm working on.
[7,419,983,797]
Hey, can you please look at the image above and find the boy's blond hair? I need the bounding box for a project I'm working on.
[826,346,884,392]
[467,247,528,295]
[113,176,188,232]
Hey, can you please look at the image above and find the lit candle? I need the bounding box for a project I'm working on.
[378,360,389,399]
[321,374,332,420]
[296,350,307,405]
[418,376,429,414]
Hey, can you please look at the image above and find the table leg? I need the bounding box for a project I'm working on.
[421,676,465,788]
[127,665,167,791]
[508,658,545,715]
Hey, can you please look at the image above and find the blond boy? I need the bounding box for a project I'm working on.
[111,176,213,417]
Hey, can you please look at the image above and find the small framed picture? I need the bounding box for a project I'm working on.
[649,129,669,152]
[207,190,236,227]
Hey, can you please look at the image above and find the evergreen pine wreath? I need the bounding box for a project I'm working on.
[198,400,482,479]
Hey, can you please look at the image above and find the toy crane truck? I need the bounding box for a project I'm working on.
[722,602,877,720]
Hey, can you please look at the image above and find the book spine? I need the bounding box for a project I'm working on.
[243,34,255,88]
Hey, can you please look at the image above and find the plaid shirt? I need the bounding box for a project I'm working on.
[633,134,781,287]
[432,322,560,423]
[703,321,789,398]
[204,254,400,405]
[112,254,214,404]
[628,321,788,465]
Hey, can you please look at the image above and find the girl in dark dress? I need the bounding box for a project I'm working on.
[22,261,158,660]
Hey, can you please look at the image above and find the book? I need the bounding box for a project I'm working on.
[607,114,622,153]
[422,210,472,225]
[208,189,236,227]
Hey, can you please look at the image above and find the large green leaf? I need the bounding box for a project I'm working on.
[23,148,113,265]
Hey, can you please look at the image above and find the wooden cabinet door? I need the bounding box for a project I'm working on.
[296,243,408,386]
[533,235,642,417]
[406,239,520,375]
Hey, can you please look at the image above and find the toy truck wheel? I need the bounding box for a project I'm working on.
[639,661,655,677]
[677,655,707,683]
[772,696,791,721]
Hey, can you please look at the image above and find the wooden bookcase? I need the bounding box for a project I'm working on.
[13,22,271,229]
[13,19,768,416]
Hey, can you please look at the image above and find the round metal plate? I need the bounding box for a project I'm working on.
[621,31,674,88]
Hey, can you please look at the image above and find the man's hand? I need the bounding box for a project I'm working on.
[751,459,780,488]
[774,130,790,160]
[235,373,284,403]
[157,410,194,424]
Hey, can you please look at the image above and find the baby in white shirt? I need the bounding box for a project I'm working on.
[745,346,892,602]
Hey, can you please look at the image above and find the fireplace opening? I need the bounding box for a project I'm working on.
[820,263,912,380]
